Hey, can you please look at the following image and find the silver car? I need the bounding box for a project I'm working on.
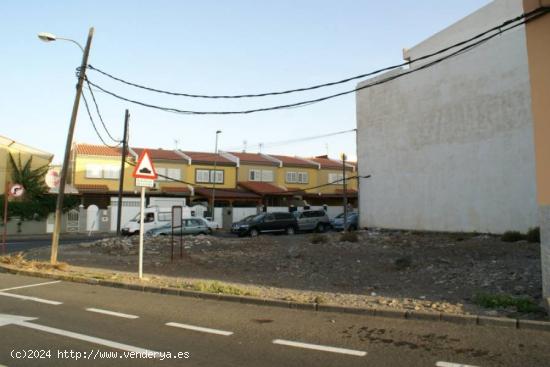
[294,210,331,232]
[146,218,211,237]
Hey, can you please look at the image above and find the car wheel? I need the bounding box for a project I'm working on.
[286,227,295,235]
[316,223,326,233]
[250,228,259,237]
[349,224,357,231]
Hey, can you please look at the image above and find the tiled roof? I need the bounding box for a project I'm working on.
[268,154,318,168]
[229,152,278,166]
[75,144,126,157]
[310,156,348,170]
[75,184,110,192]
[161,186,191,194]
[194,187,259,199]
[180,151,235,165]
[132,147,182,161]
[238,181,288,195]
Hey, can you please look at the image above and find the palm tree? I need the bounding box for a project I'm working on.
[8,153,49,199]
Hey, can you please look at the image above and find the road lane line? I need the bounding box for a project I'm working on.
[272,339,367,357]
[0,314,158,355]
[86,308,139,319]
[0,292,62,305]
[166,322,233,336]
[436,362,480,367]
[0,280,61,292]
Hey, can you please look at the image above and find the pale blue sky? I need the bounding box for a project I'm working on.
[0,0,491,163]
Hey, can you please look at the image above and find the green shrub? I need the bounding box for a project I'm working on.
[310,234,328,244]
[501,231,525,242]
[526,227,540,243]
[473,293,541,313]
[340,231,359,243]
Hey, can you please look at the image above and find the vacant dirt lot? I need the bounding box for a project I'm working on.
[19,229,545,319]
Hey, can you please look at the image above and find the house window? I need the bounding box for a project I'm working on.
[196,170,210,183]
[167,168,181,181]
[261,170,274,182]
[249,169,261,181]
[85,164,102,178]
[328,173,344,185]
[196,169,223,183]
[285,171,308,184]
[249,169,273,182]
[103,166,120,179]
[156,167,167,181]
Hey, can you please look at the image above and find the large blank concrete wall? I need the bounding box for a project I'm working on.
[356,4,537,233]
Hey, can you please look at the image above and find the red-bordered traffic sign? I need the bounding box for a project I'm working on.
[132,149,158,180]
[9,184,25,197]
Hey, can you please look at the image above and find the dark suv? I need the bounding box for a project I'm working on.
[231,212,298,237]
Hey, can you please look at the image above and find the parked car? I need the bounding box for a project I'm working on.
[231,212,298,237]
[331,212,359,231]
[294,210,331,232]
[146,218,211,237]
[203,217,221,230]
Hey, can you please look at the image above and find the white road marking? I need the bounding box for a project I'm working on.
[166,322,233,336]
[86,308,139,319]
[0,292,62,305]
[0,313,159,355]
[272,339,367,357]
[436,362,480,367]
[0,280,61,292]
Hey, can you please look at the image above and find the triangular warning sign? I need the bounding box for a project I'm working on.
[132,149,158,179]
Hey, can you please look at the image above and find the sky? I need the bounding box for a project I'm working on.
[0,0,491,164]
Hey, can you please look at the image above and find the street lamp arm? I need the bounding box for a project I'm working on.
[56,37,85,52]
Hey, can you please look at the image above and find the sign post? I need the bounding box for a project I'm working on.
[132,149,157,279]
[2,183,25,254]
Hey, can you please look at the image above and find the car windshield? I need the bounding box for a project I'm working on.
[251,214,265,222]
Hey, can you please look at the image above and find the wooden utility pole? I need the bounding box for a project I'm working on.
[116,109,130,236]
[2,182,9,254]
[50,27,94,264]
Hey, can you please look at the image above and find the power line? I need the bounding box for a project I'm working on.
[83,7,548,116]
[223,128,356,152]
[84,7,548,99]
[84,78,120,143]
[81,90,121,149]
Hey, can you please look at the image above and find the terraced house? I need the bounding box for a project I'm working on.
[69,143,357,210]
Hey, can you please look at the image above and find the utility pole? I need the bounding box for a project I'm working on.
[211,130,222,222]
[2,182,9,254]
[341,153,348,232]
[50,27,94,264]
[116,109,130,236]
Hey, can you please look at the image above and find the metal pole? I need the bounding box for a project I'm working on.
[50,27,94,264]
[2,182,9,254]
[342,153,348,232]
[138,186,145,279]
[211,131,221,222]
[116,109,130,236]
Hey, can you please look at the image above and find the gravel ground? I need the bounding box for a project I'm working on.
[20,229,546,319]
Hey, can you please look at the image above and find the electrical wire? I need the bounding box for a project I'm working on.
[223,128,356,152]
[83,7,549,116]
[84,7,548,99]
[81,91,122,149]
[85,78,120,143]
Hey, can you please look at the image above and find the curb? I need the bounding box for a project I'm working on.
[1,264,549,332]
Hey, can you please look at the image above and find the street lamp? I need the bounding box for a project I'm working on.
[211,130,222,223]
[38,27,94,264]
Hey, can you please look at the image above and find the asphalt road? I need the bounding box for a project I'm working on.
[0,272,549,367]
[4,235,108,254]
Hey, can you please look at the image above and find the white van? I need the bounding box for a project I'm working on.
[121,206,192,235]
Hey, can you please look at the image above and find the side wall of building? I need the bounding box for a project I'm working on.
[356,0,538,233]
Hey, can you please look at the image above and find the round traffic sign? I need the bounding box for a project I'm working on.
[9,184,25,197]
